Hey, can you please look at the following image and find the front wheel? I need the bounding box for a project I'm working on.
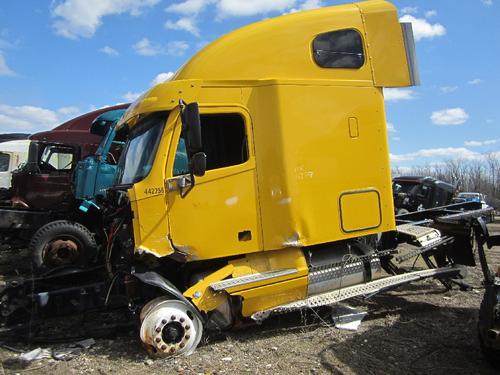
[30,220,97,270]
[140,297,203,357]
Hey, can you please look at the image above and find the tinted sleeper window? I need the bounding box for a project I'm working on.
[313,29,364,69]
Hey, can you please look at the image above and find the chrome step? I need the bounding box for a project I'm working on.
[397,224,442,247]
[210,268,298,292]
[251,267,459,322]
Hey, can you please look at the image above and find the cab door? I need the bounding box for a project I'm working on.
[166,106,262,260]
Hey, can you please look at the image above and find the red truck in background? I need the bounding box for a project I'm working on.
[30,105,129,159]
[0,104,129,265]
[5,104,129,210]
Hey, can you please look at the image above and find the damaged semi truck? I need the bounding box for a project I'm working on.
[0,0,497,359]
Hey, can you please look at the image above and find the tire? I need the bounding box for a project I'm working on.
[478,284,500,367]
[29,220,97,270]
[140,297,203,357]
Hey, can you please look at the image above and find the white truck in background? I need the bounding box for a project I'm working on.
[0,140,30,190]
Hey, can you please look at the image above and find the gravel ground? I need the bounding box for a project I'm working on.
[0,221,499,374]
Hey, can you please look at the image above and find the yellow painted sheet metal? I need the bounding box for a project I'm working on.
[235,277,308,317]
[128,109,179,257]
[184,265,234,312]
[174,3,371,83]
[123,0,401,262]
[339,189,382,233]
[248,83,395,251]
[183,248,308,314]
[165,106,262,260]
[357,0,413,87]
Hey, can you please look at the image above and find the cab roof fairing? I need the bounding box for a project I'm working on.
[120,0,414,127]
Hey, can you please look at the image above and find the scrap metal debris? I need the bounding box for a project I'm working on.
[17,338,96,363]
[331,305,367,331]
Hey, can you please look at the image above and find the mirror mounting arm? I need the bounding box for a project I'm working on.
[179,172,195,198]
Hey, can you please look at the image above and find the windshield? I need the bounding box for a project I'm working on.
[40,145,74,171]
[116,112,167,185]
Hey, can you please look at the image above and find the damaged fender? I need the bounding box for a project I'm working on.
[133,271,205,323]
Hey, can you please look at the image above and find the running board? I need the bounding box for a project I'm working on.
[395,236,454,263]
[210,268,298,292]
[251,267,459,322]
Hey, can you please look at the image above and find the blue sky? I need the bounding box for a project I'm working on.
[0,0,498,167]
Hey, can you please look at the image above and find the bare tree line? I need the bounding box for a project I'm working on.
[392,152,500,207]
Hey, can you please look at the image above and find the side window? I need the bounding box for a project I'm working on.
[173,137,189,176]
[172,113,248,175]
[0,153,10,172]
[201,114,248,171]
[313,29,364,69]
[40,146,74,171]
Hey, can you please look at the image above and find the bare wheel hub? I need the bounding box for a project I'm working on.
[140,297,202,357]
[44,239,79,266]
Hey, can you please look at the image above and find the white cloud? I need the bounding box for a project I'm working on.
[51,0,160,39]
[391,147,481,162]
[151,72,175,86]
[287,0,322,14]
[387,122,397,133]
[0,103,80,132]
[401,6,418,15]
[384,88,415,102]
[165,17,200,36]
[431,108,469,125]
[122,92,143,102]
[133,38,189,56]
[482,0,493,5]
[133,38,161,56]
[0,52,15,76]
[468,78,482,85]
[166,40,189,56]
[440,86,458,94]
[464,139,498,147]
[166,0,211,15]
[216,0,297,17]
[100,45,119,56]
[425,10,437,18]
[392,137,401,141]
[167,0,319,27]
[399,14,446,41]
[57,106,81,116]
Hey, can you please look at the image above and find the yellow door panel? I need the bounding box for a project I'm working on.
[128,110,179,257]
[166,107,262,261]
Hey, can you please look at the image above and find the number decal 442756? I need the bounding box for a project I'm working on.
[144,187,165,195]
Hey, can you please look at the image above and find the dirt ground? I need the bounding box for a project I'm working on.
[0,221,499,374]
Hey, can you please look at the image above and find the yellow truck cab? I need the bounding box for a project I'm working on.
[114,0,420,356]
